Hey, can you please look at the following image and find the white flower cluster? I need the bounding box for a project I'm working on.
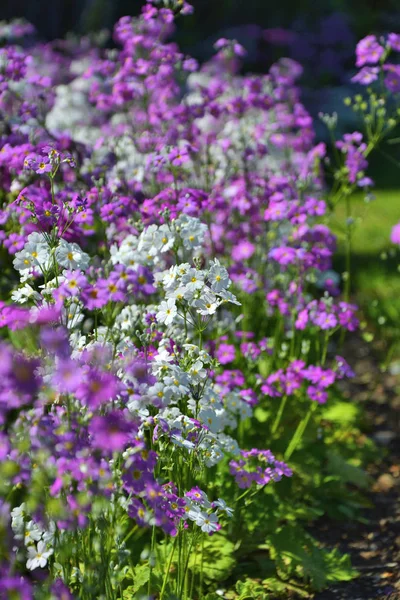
[124,344,247,467]
[11,504,55,571]
[155,258,240,327]
[184,490,233,534]
[13,233,90,279]
[110,215,208,270]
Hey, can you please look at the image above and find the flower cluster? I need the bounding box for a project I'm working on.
[0,4,385,598]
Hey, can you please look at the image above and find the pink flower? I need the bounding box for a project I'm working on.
[231,240,255,261]
[216,343,236,365]
[355,35,384,67]
[391,222,400,244]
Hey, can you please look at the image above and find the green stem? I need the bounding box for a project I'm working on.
[344,193,352,303]
[284,404,317,461]
[271,394,288,435]
[160,535,178,600]
[180,531,196,599]
[199,533,205,600]
[148,525,156,598]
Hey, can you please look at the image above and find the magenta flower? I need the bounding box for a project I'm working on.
[76,368,120,409]
[231,240,255,261]
[313,311,338,330]
[81,284,109,310]
[383,64,400,93]
[388,33,400,52]
[391,222,400,244]
[307,385,328,404]
[216,343,236,365]
[355,35,384,67]
[351,66,379,85]
[89,411,135,452]
[304,366,336,388]
[269,246,297,266]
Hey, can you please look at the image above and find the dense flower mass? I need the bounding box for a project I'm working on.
[0,3,399,598]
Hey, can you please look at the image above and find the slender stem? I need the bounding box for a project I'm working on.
[148,524,156,598]
[160,535,178,600]
[344,194,352,303]
[284,403,317,461]
[199,533,205,600]
[189,540,198,600]
[180,531,195,599]
[271,394,288,435]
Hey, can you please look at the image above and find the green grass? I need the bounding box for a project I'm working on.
[330,190,400,255]
[330,189,400,360]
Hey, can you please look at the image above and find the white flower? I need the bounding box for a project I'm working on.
[163,266,180,290]
[176,215,208,250]
[156,298,177,326]
[13,251,41,273]
[192,288,221,315]
[158,224,175,252]
[26,541,53,570]
[216,289,241,306]
[167,286,187,302]
[208,259,230,292]
[181,268,205,294]
[187,505,202,522]
[10,284,41,304]
[199,408,223,433]
[213,498,234,518]
[42,521,56,545]
[55,239,90,270]
[23,521,43,545]
[148,382,173,406]
[171,434,196,450]
[11,503,26,535]
[13,233,51,273]
[204,447,224,467]
[163,374,189,398]
[194,511,219,533]
[188,360,207,382]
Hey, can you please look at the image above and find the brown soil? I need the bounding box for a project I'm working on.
[314,336,400,600]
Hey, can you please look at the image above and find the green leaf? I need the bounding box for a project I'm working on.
[236,579,270,599]
[266,525,357,592]
[123,564,150,598]
[324,548,358,584]
[254,406,269,423]
[322,401,360,425]
[188,534,236,583]
[327,453,370,489]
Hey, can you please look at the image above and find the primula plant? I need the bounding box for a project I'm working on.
[0,2,399,599]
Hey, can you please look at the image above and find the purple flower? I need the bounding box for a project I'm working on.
[391,222,400,244]
[383,64,400,93]
[307,385,328,404]
[388,33,400,52]
[0,574,33,600]
[269,246,297,266]
[313,311,338,330]
[295,309,309,330]
[304,366,336,388]
[231,240,255,261]
[216,343,236,365]
[51,580,74,600]
[351,66,379,85]
[81,284,109,310]
[335,355,355,379]
[53,359,84,394]
[76,368,120,409]
[89,411,136,452]
[355,35,384,67]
